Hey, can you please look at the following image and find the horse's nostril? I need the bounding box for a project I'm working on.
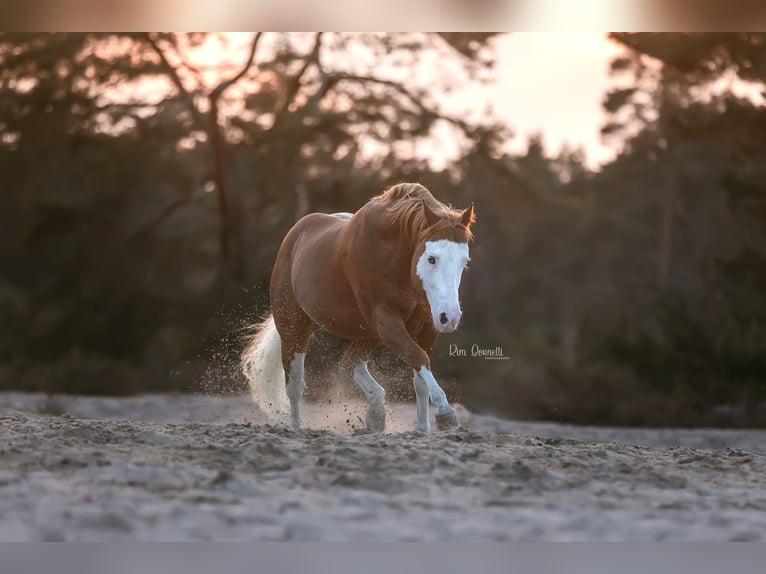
[439,313,448,325]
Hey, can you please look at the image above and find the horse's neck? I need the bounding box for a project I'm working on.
[349,204,414,273]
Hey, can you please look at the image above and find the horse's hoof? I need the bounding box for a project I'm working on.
[435,411,460,431]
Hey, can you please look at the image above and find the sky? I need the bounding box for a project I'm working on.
[489,33,624,167]
[413,33,625,170]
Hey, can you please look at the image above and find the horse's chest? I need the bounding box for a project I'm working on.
[405,304,431,335]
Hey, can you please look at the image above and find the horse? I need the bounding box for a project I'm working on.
[241,183,475,433]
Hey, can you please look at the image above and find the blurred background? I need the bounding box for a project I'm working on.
[1,32,765,427]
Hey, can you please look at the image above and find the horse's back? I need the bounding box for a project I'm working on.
[286,211,351,249]
[271,211,352,311]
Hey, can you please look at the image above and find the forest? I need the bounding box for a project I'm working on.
[1,33,765,426]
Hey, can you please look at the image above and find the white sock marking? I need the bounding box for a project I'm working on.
[286,353,305,429]
[413,369,430,432]
[353,361,386,432]
[417,366,453,416]
[353,361,385,405]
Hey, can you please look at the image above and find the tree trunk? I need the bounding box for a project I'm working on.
[658,180,676,290]
[208,97,240,281]
[229,151,249,283]
[559,293,579,372]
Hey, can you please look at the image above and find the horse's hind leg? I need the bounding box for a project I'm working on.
[341,339,385,432]
[275,309,317,430]
[354,362,386,432]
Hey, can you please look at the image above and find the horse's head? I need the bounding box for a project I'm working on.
[411,200,475,334]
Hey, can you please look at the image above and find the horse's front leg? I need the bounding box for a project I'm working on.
[415,368,459,431]
[412,370,431,433]
[411,325,435,432]
[375,309,459,432]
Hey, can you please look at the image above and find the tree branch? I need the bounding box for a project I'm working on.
[264,67,473,146]
[333,73,474,133]
[277,32,324,116]
[141,33,206,128]
[210,32,263,101]
[126,196,189,243]
[278,47,339,122]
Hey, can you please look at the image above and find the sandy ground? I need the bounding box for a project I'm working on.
[0,392,765,541]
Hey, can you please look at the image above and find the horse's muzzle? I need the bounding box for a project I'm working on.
[435,311,461,333]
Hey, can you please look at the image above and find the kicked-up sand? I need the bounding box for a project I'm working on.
[0,392,764,541]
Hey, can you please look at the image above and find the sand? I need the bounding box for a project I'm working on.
[0,392,764,541]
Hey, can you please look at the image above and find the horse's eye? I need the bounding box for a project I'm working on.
[427,256,436,265]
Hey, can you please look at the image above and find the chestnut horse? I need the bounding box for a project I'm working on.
[241,183,475,433]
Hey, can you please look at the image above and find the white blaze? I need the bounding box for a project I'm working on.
[416,239,469,333]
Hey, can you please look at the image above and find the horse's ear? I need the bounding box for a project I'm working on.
[422,199,440,227]
[461,203,476,228]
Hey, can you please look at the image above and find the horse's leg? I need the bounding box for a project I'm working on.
[418,368,459,431]
[412,371,430,433]
[274,308,317,431]
[340,339,385,432]
[412,325,437,433]
[356,363,386,432]
[374,310,459,432]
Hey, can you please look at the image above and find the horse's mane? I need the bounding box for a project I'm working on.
[371,183,473,242]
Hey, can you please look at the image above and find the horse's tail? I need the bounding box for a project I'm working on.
[241,313,290,422]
